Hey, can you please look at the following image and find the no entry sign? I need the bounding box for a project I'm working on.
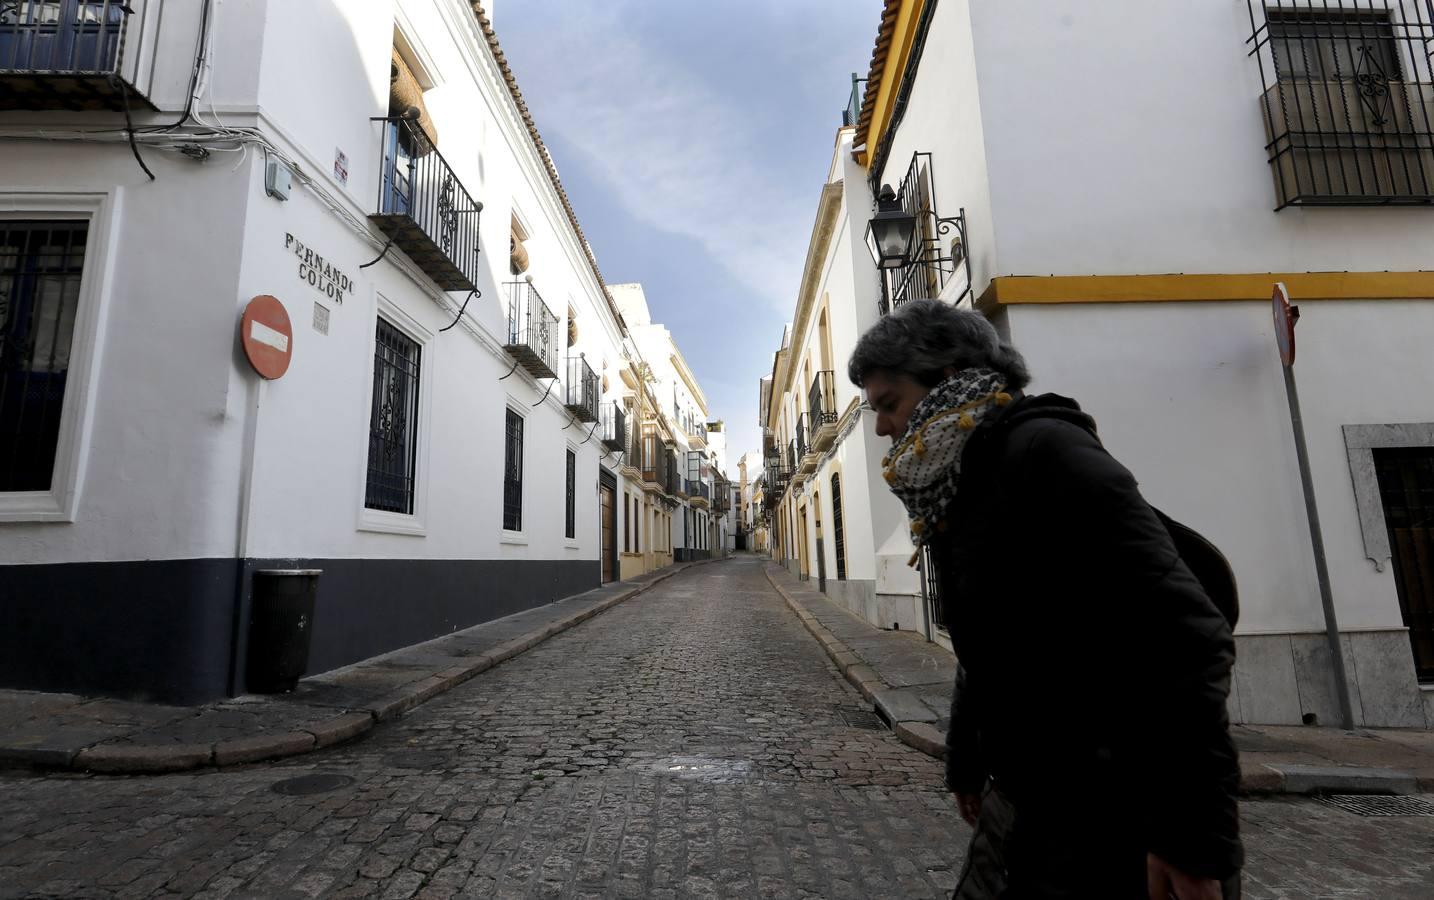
[241,295,293,379]
[1272,282,1297,367]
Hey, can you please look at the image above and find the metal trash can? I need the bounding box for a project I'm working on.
[246,569,322,694]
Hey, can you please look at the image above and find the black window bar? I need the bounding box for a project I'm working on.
[0,220,86,492]
[565,448,576,540]
[921,543,946,634]
[600,400,626,451]
[366,318,422,514]
[877,151,973,316]
[564,354,599,423]
[1246,1,1434,208]
[372,115,483,291]
[503,407,524,530]
[830,472,847,581]
[0,0,127,75]
[795,412,810,459]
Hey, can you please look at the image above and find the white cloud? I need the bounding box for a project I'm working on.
[498,4,823,314]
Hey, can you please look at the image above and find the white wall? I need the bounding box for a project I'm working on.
[1008,298,1434,634]
[965,0,1434,277]
[2,0,634,567]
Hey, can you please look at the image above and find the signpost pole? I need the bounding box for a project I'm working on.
[1274,284,1356,730]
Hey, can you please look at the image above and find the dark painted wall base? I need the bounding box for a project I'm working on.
[0,556,599,705]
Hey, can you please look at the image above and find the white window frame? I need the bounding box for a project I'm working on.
[357,293,433,536]
[0,191,121,522]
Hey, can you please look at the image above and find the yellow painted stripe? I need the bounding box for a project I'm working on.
[977,272,1434,307]
[858,0,925,169]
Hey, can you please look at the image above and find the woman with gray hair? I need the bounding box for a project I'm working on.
[849,300,1242,899]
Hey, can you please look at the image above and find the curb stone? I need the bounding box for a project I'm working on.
[7,558,720,776]
[765,564,1409,797]
[765,566,945,762]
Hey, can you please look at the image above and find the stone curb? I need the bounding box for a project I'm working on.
[9,559,718,776]
[764,565,1342,797]
[764,566,943,761]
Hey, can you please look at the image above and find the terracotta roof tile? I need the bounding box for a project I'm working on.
[855,0,905,149]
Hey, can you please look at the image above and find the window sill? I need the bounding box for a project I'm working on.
[0,490,73,523]
[564,539,580,549]
[358,508,426,536]
[500,531,528,546]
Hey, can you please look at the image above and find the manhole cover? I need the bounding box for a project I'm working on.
[646,757,755,784]
[838,709,887,731]
[1319,794,1434,817]
[384,751,453,770]
[270,773,355,796]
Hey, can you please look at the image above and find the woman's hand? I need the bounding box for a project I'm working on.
[1146,853,1221,900]
[954,791,983,827]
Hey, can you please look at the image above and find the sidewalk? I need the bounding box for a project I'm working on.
[764,562,1434,796]
[0,560,713,775]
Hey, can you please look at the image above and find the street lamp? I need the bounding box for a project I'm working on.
[864,184,917,270]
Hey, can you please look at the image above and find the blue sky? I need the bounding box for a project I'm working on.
[496,0,881,465]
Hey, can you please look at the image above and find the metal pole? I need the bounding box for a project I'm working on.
[1282,363,1356,730]
[917,550,933,642]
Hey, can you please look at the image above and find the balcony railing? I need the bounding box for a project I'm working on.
[795,413,810,460]
[661,445,681,496]
[0,0,145,110]
[503,281,560,380]
[564,355,599,423]
[841,72,865,127]
[808,371,838,428]
[1247,1,1434,208]
[601,401,626,452]
[371,116,483,291]
[638,425,660,486]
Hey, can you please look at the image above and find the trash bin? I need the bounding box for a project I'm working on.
[246,569,322,694]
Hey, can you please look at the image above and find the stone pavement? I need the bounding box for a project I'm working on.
[1,556,1432,898]
[0,562,705,775]
[764,561,1434,795]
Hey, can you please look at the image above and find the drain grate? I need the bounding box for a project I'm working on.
[1319,794,1434,817]
[271,773,355,796]
[838,708,887,731]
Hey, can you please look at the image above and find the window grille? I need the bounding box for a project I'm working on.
[503,407,523,530]
[831,473,848,581]
[565,448,576,539]
[365,318,421,514]
[1246,1,1434,207]
[878,152,972,315]
[922,543,946,633]
[0,220,85,492]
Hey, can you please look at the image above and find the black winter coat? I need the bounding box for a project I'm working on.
[932,393,1243,881]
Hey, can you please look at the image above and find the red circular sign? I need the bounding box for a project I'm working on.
[241,295,293,379]
[1272,282,1296,367]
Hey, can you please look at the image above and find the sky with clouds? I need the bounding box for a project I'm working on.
[495,0,882,467]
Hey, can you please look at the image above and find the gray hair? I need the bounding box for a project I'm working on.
[847,300,1031,390]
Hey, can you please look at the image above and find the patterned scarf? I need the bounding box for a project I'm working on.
[881,368,1011,564]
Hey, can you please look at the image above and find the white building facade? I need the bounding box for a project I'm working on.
[766,0,1434,728]
[0,0,673,703]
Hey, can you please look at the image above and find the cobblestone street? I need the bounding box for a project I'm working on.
[2,558,1432,898]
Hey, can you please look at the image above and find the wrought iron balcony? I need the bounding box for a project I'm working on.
[876,152,973,316]
[0,0,147,110]
[662,445,681,496]
[639,424,660,488]
[371,116,483,291]
[601,401,626,452]
[1247,1,1434,208]
[503,280,560,380]
[564,355,599,423]
[808,370,840,452]
[688,479,710,508]
[841,72,865,127]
